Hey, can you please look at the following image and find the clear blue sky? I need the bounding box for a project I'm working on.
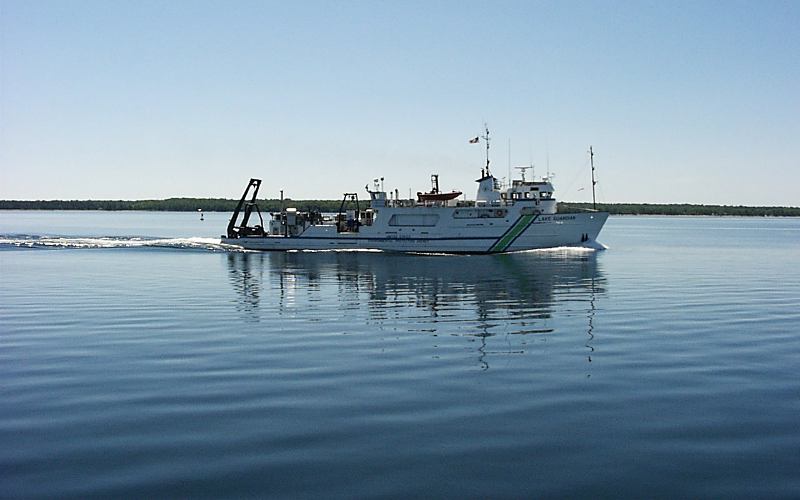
[2,0,798,205]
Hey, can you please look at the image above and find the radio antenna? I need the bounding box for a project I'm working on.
[590,146,597,210]
[507,138,511,186]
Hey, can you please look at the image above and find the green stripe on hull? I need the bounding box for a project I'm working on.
[490,214,536,253]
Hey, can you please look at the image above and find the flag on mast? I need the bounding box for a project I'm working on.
[468,136,479,144]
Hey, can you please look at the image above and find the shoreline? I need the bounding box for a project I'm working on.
[1,200,798,217]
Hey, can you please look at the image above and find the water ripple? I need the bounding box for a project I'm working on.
[2,215,799,498]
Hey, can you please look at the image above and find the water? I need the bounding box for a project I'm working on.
[2,211,799,498]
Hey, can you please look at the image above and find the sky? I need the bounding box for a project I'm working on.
[1,0,798,206]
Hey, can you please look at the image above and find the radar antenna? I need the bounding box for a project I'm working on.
[514,165,531,182]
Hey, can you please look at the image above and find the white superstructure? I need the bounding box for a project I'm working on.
[221,165,608,254]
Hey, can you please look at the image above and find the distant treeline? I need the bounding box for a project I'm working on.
[0,198,343,212]
[559,203,800,217]
[1,199,798,216]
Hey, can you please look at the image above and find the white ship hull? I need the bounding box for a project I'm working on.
[223,142,609,254]
[222,209,608,254]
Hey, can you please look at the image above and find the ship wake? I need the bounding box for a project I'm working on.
[0,235,245,252]
[510,243,608,255]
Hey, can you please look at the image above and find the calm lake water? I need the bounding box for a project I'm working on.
[1,211,799,498]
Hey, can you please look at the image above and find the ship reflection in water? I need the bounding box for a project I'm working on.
[226,250,606,370]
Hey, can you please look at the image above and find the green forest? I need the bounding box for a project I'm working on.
[1,199,798,217]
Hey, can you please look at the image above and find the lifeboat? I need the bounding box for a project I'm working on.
[417,174,461,203]
[417,190,462,202]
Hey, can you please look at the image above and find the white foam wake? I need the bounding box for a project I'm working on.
[286,248,385,253]
[510,243,607,255]
[0,235,245,252]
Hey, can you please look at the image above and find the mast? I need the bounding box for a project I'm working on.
[590,146,597,210]
[482,123,490,174]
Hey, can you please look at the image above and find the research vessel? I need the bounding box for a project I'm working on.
[221,134,608,254]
